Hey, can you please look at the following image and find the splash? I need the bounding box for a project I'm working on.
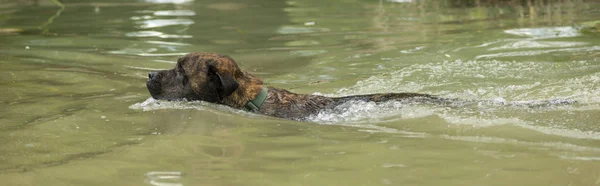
[335,60,600,103]
[130,58,599,141]
[129,97,206,111]
[305,59,600,141]
[129,97,263,119]
[307,100,438,124]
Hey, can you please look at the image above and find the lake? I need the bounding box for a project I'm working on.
[1,0,600,185]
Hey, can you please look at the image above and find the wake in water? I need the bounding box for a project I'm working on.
[304,59,600,140]
[305,96,578,123]
[129,97,206,111]
[130,58,599,140]
[131,59,597,123]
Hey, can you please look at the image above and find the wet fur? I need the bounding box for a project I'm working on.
[147,52,442,120]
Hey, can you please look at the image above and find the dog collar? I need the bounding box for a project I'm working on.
[244,86,268,112]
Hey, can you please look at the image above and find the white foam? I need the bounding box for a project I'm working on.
[129,97,205,111]
[489,40,587,51]
[130,97,267,120]
[131,58,599,142]
[336,60,600,104]
[307,100,438,124]
[304,59,600,141]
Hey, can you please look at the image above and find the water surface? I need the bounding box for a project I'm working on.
[1,0,600,185]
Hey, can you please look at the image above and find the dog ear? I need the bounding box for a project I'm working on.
[207,64,239,100]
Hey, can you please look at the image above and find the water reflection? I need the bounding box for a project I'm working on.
[125,31,192,39]
[144,0,193,4]
[124,31,193,39]
[476,46,600,59]
[488,40,587,51]
[504,27,581,38]
[1,0,600,185]
[289,49,327,57]
[119,2,197,56]
[145,171,183,186]
[153,10,196,16]
[276,26,330,34]
[125,30,163,37]
[138,19,194,29]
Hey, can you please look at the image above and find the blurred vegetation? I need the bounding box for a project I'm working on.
[0,0,598,35]
[579,20,599,34]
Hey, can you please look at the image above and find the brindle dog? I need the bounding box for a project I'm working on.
[146,52,443,120]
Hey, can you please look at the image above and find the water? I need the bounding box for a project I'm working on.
[1,0,600,185]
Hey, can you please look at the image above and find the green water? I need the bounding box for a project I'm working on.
[1,0,600,185]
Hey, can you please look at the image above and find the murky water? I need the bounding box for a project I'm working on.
[1,0,600,185]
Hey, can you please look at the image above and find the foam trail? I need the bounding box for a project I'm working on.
[129,97,206,111]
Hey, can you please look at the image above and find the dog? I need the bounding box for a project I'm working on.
[146,52,449,120]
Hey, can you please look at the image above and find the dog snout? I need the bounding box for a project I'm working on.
[148,71,158,80]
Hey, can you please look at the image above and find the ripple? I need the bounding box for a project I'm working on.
[158,34,192,39]
[108,48,158,55]
[138,19,194,29]
[439,114,525,128]
[290,49,327,56]
[207,3,247,11]
[136,53,190,57]
[130,97,205,111]
[130,97,256,118]
[124,31,192,38]
[514,122,600,140]
[475,46,600,59]
[153,10,196,16]
[130,15,153,20]
[145,40,190,46]
[108,47,188,56]
[387,0,413,3]
[307,100,438,124]
[285,40,320,46]
[442,135,600,151]
[305,97,576,124]
[504,26,580,39]
[125,31,163,37]
[123,65,166,71]
[145,171,183,186]
[144,0,193,4]
[337,60,600,104]
[400,46,426,53]
[277,26,330,34]
[129,98,409,134]
[305,59,599,139]
[489,40,587,51]
[559,156,600,161]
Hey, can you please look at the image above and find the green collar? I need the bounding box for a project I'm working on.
[244,86,268,112]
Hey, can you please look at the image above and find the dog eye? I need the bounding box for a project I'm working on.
[176,64,185,74]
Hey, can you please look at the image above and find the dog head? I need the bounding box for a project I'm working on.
[146,52,263,108]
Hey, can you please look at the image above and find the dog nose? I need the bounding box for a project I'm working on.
[148,71,158,80]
